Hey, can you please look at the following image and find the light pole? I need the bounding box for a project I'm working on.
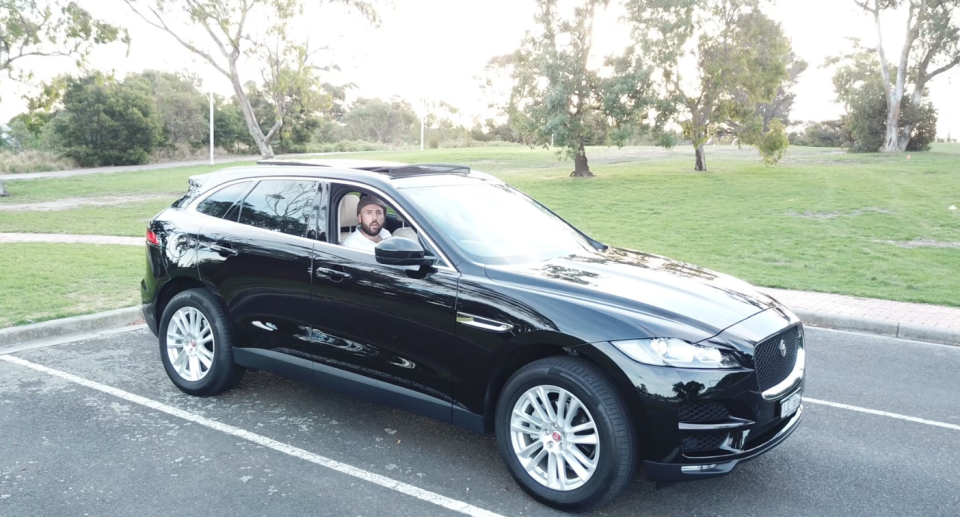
[209,91,214,164]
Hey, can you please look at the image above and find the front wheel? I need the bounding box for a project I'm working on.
[495,356,638,512]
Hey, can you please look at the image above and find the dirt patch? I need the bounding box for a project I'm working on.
[874,239,960,249]
[788,207,894,219]
[0,194,176,212]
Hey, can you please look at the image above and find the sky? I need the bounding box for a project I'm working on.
[2,0,958,137]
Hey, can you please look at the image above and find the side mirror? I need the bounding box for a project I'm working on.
[375,237,436,267]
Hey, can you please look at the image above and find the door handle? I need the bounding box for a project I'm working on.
[312,265,351,282]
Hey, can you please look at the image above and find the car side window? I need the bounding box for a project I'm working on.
[196,181,253,219]
[331,185,448,267]
[236,180,319,238]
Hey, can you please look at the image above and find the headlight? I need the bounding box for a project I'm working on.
[611,338,740,369]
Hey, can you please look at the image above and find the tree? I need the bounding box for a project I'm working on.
[0,1,127,194]
[137,70,208,147]
[505,0,655,177]
[0,0,128,85]
[832,48,937,152]
[625,0,792,171]
[855,0,960,152]
[122,0,378,159]
[50,72,162,166]
[343,97,418,144]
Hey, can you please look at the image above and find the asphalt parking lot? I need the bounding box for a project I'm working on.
[1,327,958,517]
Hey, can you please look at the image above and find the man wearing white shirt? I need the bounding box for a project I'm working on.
[341,194,392,251]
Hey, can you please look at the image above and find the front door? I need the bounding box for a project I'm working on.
[303,186,460,419]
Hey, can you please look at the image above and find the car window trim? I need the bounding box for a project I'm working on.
[188,175,457,273]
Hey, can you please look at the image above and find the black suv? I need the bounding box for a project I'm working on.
[142,159,804,511]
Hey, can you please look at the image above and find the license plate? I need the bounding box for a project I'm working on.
[779,391,802,418]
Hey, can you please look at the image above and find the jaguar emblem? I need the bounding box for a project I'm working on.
[779,339,787,357]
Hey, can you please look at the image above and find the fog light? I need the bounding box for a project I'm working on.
[681,464,719,473]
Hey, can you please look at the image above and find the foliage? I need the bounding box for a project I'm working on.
[137,70,208,148]
[50,72,163,166]
[0,149,76,173]
[504,0,656,177]
[832,49,937,152]
[122,0,378,158]
[0,0,128,87]
[756,119,788,164]
[342,97,418,144]
[625,0,792,171]
[791,120,846,148]
[854,0,960,152]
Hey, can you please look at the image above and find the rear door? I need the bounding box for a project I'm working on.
[196,178,322,377]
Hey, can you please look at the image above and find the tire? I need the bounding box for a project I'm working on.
[495,356,638,512]
[158,288,245,396]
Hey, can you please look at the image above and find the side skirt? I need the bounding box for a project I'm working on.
[233,348,485,433]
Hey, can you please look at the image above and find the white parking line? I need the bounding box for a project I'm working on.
[0,355,505,517]
[805,398,960,431]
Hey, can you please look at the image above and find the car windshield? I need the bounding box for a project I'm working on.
[402,182,596,265]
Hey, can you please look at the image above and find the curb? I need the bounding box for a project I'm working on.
[0,307,143,347]
[794,309,960,346]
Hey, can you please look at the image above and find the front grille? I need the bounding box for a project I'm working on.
[678,401,730,422]
[681,433,728,452]
[754,326,801,392]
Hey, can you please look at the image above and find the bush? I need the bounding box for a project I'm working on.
[757,119,789,164]
[53,73,163,167]
[0,150,77,174]
[285,140,393,154]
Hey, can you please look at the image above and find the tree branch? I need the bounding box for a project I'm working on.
[122,0,231,77]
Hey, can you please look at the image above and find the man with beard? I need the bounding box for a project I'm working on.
[342,194,392,251]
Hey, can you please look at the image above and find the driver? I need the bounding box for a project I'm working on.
[342,194,392,251]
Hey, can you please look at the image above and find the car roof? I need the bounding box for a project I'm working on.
[189,159,498,195]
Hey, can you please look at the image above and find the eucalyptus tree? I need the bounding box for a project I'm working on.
[624,0,791,171]
[0,0,128,84]
[122,0,378,158]
[855,0,960,152]
[505,0,655,177]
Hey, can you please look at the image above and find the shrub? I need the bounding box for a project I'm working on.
[0,150,77,174]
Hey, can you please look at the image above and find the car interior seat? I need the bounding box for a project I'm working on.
[338,194,360,243]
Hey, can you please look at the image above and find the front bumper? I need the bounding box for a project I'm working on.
[645,401,804,481]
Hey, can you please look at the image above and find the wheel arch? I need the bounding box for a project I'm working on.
[481,334,641,435]
[154,275,208,326]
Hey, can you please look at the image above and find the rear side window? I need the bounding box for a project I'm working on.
[196,181,253,219]
[237,180,318,238]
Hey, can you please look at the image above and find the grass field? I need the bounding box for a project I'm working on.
[0,243,143,328]
[1,143,958,327]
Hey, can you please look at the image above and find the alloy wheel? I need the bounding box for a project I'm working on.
[510,385,600,491]
[165,307,215,382]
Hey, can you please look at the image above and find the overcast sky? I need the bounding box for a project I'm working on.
[2,0,958,137]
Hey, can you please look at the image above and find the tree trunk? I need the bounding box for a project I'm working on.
[695,144,707,171]
[228,60,275,159]
[0,180,8,197]
[881,103,902,152]
[897,125,912,151]
[569,141,594,177]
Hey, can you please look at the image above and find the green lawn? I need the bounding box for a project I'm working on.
[0,243,143,328]
[1,143,958,328]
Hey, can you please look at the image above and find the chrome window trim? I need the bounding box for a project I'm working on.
[188,174,457,273]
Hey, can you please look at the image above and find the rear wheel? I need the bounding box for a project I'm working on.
[158,289,244,396]
[495,356,638,512]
